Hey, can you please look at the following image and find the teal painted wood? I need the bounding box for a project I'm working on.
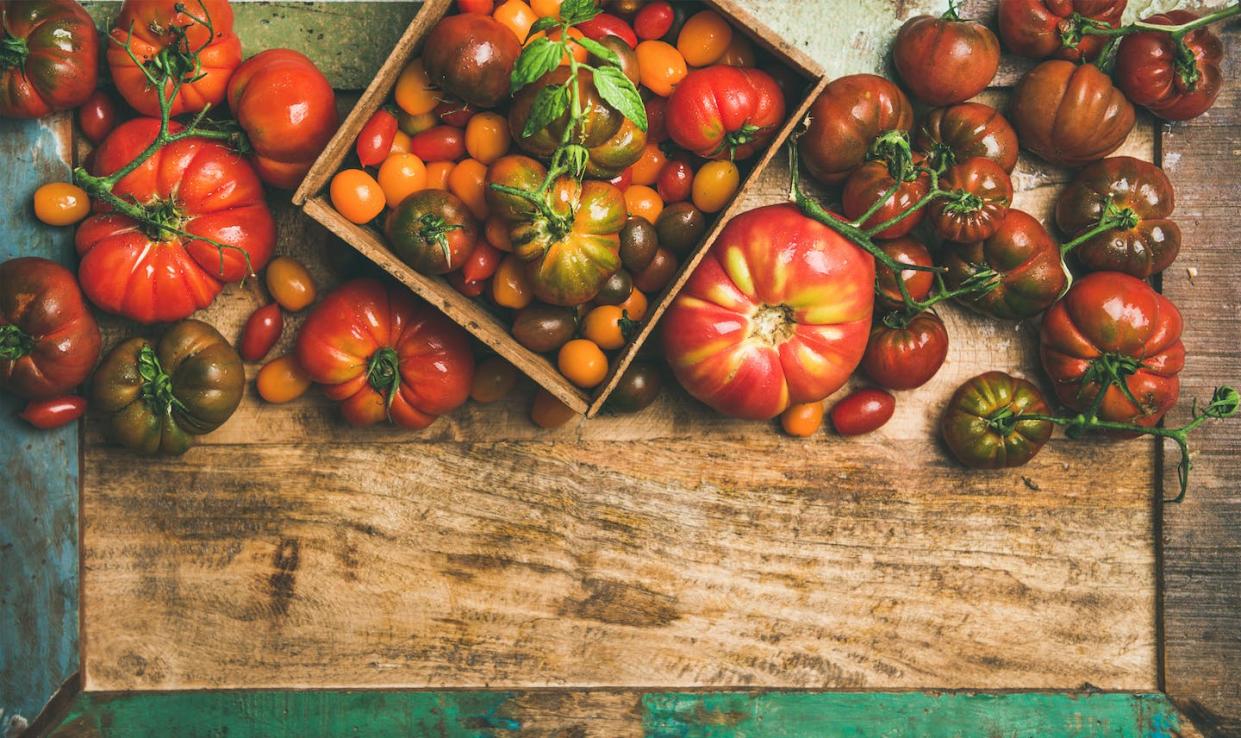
[0,115,80,733]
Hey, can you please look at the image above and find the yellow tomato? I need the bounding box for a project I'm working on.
[425,160,455,190]
[33,182,89,226]
[781,401,825,437]
[630,143,667,186]
[491,254,533,309]
[484,216,514,252]
[448,158,490,220]
[256,354,313,404]
[691,160,740,213]
[677,10,733,67]
[494,0,536,42]
[530,0,561,18]
[330,169,386,224]
[464,112,511,165]
[636,40,688,97]
[378,153,428,207]
[583,305,628,350]
[557,338,608,388]
[390,130,413,154]
[265,255,317,312]
[394,58,437,116]
[624,184,663,224]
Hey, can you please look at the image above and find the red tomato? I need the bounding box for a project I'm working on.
[645,95,669,144]
[78,91,119,145]
[799,74,914,185]
[461,239,502,283]
[942,209,1066,321]
[357,109,399,167]
[665,66,785,160]
[661,204,874,420]
[893,9,1000,105]
[634,1,674,40]
[1010,60,1135,166]
[874,237,934,309]
[656,158,693,203]
[435,97,477,128]
[411,125,467,162]
[1114,11,1224,121]
[296,278,474,429]
[107,0,242,117]
[861,311,949,390]
[577,12,638,48]
[0,0,99,118]
[830,388,896,436]
[841,157,930,239]
[458,0,495,12]
[914,102,1019,173]
[239,303,283,363]
[926,157,1014,242]
[609,167,634,191]
[998,0,1125,62]
[227,49,339,189]
[19,395,86,430]
[75,119,276,324]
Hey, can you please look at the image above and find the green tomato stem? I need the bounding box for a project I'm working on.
[0,324,34,360]
[366,346,402,422]
[0,34,28,69]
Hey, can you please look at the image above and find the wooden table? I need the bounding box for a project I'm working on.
[2,1,1238,735]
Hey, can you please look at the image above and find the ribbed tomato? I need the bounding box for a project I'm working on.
[1010,60,1135,166]
[1114,10,1224,121]
[0,0,99,118]
[798,74,913,185]
[665,65,785,159]
[997,0,1125,62]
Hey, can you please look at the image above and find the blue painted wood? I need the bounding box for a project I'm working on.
[0,114,80,733]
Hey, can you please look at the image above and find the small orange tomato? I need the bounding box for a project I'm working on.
[558,338,608,388]
[677,10,733,67]
[531,388,577,428]
[390,130,413,154]
[494,0,536,42]
[471,355,519,403]
[616,287,648,322]
[448,158,491,220]
[484,216,514,251]
[256,354,313,404]
[692,159,740,213]
[491,253,533,309]
[583,305,629,350]
[631,143,667,186]
[624,184,664,224]
[265,255,317,312]
[464,112,511,165]
[394,58,438,116]
[378,153,428,207]
[425,161,455,190]
[780,401,825,437]
[399,110,438,136]
[33,183,89,226]
[636,40,688,97]
[718,32,756,67]
[552,27,588,63]
[530,0,561,17]
[330,169,386,223]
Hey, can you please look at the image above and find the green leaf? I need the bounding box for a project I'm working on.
[592,65,647,132]
[575,35,619,66]
[560,0,600,25]
[530,15,561,35]
[511,37,563,94]
[522,83,569,139]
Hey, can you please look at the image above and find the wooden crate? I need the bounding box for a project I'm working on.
[294,0,827,416]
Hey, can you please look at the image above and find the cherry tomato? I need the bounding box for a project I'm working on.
[632,247,677,294]
[448,271,486,297]
[464,112,511,164]
[780,401,824,437]
[435,97,476,128]
[655,202,706,256]
[378,152,429,207]
[677,9,732,67]
[357,108,398,167]
[239,302,283,362]
[426,161,455,190]
[691,160,739,213]
[624,184,664,223]
[874,236,934,308]
[531,387,577,428]
[636,40,688,97]
[631,143,667,186]
[718,32,756,67]
[394,58,438,116]
[491,253,534,309]
[577,13,638,48]
[530,0,561,17]
[634,1,674,40]
[607,361,662,413]
[861,311,949,391]
[494,0,537,42]
[609,167,633,191]
[265,256,317,312]
[558,338,608,388]
[830,388,896,436]
[78,90,118,145]
[617,285,648,321]
[485,216,514,251]
[398,110,438,136]
[596,270,633,305]
[645,95,668,143]
[583,304,630,350]
[656,158,693,202]
[256,354,312,404]
[411,125,466,162]
[19,395,86,430]
[461,239,502,283]
[33,182,89,226]
[471,355,518,403]
[331,169,386,223]
[448,158,491,220]
[390,130,413,154]
[458,0,495,12]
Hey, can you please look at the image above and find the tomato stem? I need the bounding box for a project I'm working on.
[0,34,28,69]
[1079,3,1241,41]
[137,344,187,417]
[1059,199,1138,256]
[0,324,33,360]
[366,346,402,421]
[416,213,464,265]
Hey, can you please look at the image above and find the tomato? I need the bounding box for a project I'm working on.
[387,190,479,275]
[464,111,511,164]
[558,338,608,388]
[226,49,338,189]
[718,33,755,67]
[666,66,785,160]
[691,159,739,214]
[423,13,521,107]
[391,131,413,155]
[645,95,668,143]
[512,303,576,352]
[426,161,455,191]
[617,286,648,322]
[927,157,1013,242]
[998,0,1125,62]
[108,0,241,117]
[631,143,667,186]
[0,257,100,399]
[239,303,283,363]
[656,158,693,203]
[830,388,895,436]
[1010,60,1135,167]
[265,256,316,312]
[943,209,1067,321]
[399,110,438,136]
[297,278,475,428]
[841,156,930,239]
[76,119,275,324]
[0,0,98,118]
[631,247,677,294]
[434,98,474,128]
[624,184,663,223]
[636,40,687,97]
[448,157,491,220]
[874,237,933,309]
[33,182,88,226]
[464,240,502,284]
[583,304,629,350]
[941,371,1053,469]
[607,361,662,413]
[331,168,386,224]
[78,90,119,145]
[914,102,1019,173]
[662,204,874,420]
[634,1,674,40]
[491,253,534,309]
[799,74,914,185]
[861,311,949,390]
[893,9,999,106]
[378,152,429,207]
[619,215,658,272]
[459,0,495,12]
[485,215,514,251]
[19,394,85,430]
[471,355,518,403]
[357,109,399,167]
[257,354,312,404]
[1114,11,1224,121]
[531,387,577,427]
[1040,271,1184,428]
[93,320,244,455]
[781,401,824,437]
[596,269,633,305]
[529,0,560,18]
[677,10,732,67]
[577,12,638,48]
[656,202,707,256]
[410,125,466,162]
[493,0,537,43]
[487,158,547,222]
[586,117,647,179]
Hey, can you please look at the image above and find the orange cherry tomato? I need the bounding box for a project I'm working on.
[265,255,317,312]
[530,0,561,17]
[718,32,755,67]
[677,10,733,67]
[491,253,533,309]
[583,305,629,350]
[33,182,89,226]
[256,354,313,404]
[531,388,577,428]
[781,401,825,437]
[239,302,283,362]
[558,338,608,388]
[624,184,664,223]
[630,143,667,186]
[378,153,428,207]
[448,158,491,220]
[464,112,511,165]
[394,58,438,116]
[390,130,413,154]
[692,159,740,213]
[494,0,537,42]
[616,286,648,321]
[471,355,519,403]
[636,40,688,97]
[330,169,386,223]
[485,216,514,251]
[550,27,589,64]
[425,161,455,190]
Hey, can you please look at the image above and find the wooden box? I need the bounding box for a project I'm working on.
[294,0,826,415]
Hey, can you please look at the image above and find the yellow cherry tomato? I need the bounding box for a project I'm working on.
[485,216,514,252]
[718,32,756,67]
[265,255,317,312]
[390,130,413,154]
[33,182,89,226]
[692,160,740,213]
[425,160,455,191]
[256,354,313,404]
[471,355,519,403]
[448,158,490,220]
[624,184,664,224]
[557,338,608,388]
[530,0,561,18]
[378,153,428,207]
[630,143,666,186]
[781,401,825,437]
[531,388,577,428]
[330,169,386,224]
[677,10,733,67]
[464,112,511,165]
[491,253,533,309]
[398,110,438,136]
[583,305,628,350]
[394,58,438,116]
[494,0,536,43]
[617,287,648,322]
[636,40,688,97]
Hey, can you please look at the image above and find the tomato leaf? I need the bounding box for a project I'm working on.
[522,83,569,139]
[511,37,564,94]
[560,0,600,25]
[575,35,619,66]
[592,65,647,132]
[530,16,561,35]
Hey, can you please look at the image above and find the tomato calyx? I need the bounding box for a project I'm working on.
[0,33,29,69]
[0,324,34,360]
[1059,197,1140,257]
[718,123,764,161]
[867,129,918,182]
[366,346,402,420]
[137,344,187,416]
[940,189,985,215]
[415,213,465,265]
[748,303,795,346]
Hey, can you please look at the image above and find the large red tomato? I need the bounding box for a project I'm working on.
[226,48,338,189]
[75,118,275,324]
[997,0,1126,62]
[296,278,474,429]
[107,0,242,117]
[798,74,914,185]
[1009,60,1135,166]
[914,102,1019,173]
[665,65,786,160]
[661,204,874,420]
[0,0,99,118]
[893,10,1000,106]
[1114,11,1224,122]
[1040,271,1184,428]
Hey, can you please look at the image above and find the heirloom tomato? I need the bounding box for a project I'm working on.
[798,74,914,185]
[874,237,934,309]
[927,157,1013,242]
[860,311,949,391]
[1010,60,1135,166]
[830,388,895,436]
[1114,11,1224,121]
[942,209,1066,321]
[0,0,98,118]
[914,102,1019,173]
[1055,156,1180,278]
[661,204,874,420]
[941,371,1053,469]
[296,278,474,429]
[0,257,100,399]
[607,361,662,413]
[108,0,241,117]
[665,66,785,160]
[19,394,85,429]
[841,155,930,239]
[92,319,245,456]
[227,49,338,189]
[75,119,276,324]
[1040,272,1183,429]
[893,9,1000,106]
[387,189,479,275]
[997,0,1125,62]
[422,13,520,108]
